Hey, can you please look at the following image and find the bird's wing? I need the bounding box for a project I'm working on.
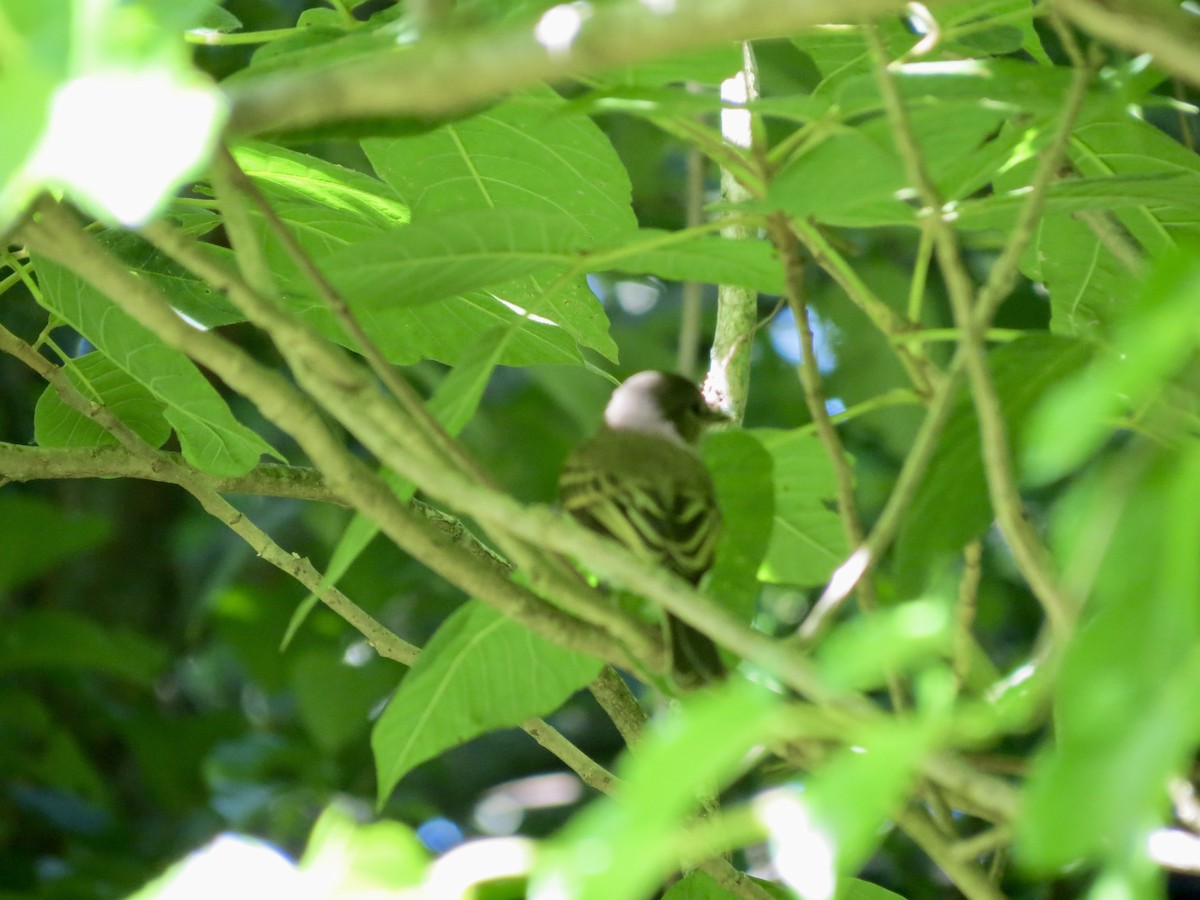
[559,464,721,584]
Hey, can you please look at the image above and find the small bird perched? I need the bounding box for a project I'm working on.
[558,370,727,686]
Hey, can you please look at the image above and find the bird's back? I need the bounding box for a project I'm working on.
[558,428,721,584]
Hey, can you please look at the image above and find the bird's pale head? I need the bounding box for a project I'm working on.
[603,370,727,446]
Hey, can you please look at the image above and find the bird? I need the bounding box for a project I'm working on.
[558,370,727,686]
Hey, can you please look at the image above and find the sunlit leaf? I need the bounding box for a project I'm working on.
[532,679,784,900]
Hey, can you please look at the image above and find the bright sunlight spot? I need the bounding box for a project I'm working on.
[754,788,837,900]
[145,834,306,900]
[1148,828,1200,871]
[32,71,225,226]
[494,296,560,326]
[721,71,753,149]
[534,4,591,54]
[424,837,535,898]
[816,547,873,609]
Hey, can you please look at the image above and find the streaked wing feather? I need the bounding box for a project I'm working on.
[560,461,719,584]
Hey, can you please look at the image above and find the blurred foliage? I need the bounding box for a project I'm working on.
[2,0,1200,898]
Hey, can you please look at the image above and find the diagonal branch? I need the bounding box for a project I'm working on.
[862,23,1079,640]
[22,198,650,670]
[226,0,940,136]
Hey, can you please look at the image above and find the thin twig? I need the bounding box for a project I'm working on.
[897,807,1007,900]
[677,142,707,377]
[954,540,984,690]
[589,666,650,746]
[520,717,618,795]
[789,218,937,400]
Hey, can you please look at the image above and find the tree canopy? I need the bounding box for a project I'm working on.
[2,1,1200,898]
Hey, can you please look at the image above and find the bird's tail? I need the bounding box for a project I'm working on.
[667,614,724,687]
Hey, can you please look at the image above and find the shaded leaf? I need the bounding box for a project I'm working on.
[35,253,281,476]
[34,351,170,449]
[704,431,775,626]
[0,494,110,591]
[0,608,166,684]
[372,602,602,801]
[752,429,846,587]
[895,335,1091,592]
[1024,247,1200,484]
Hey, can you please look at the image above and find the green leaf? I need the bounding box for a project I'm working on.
[298,805,428,892]
[192,3,241,33]
[794,19,914,98]
[372,602,602,801]
[532,679,784,900]
[816,598,953,692]
[1018,448,1200,871]
[838,879,909,900]
[1024,248,1200,484]
[704,430,775,625]
[662,870,734,899]
[0,3,68,228]
[767,125,910,227]
[0,608,167,684]
[1001,116,1200,341]
[836,59,1086,120]
[895,335,1091,592]
[774,721,931,888]
[34,351,170,449]
[362,88,636,241]
[606,44,745,88]
[233,139,410,260]
[34,253,280,476]
[1031,213,1140,340]
[351,290,587,366]
[1070,118,1200,257]
[290,650,397,754]
[363,87,629,360]
[599,230,784,294]
[958,172,1200,231]
[102,229,245,329]
[751,429,847,587]
[310,208,592,310]
[0,494,111,591]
